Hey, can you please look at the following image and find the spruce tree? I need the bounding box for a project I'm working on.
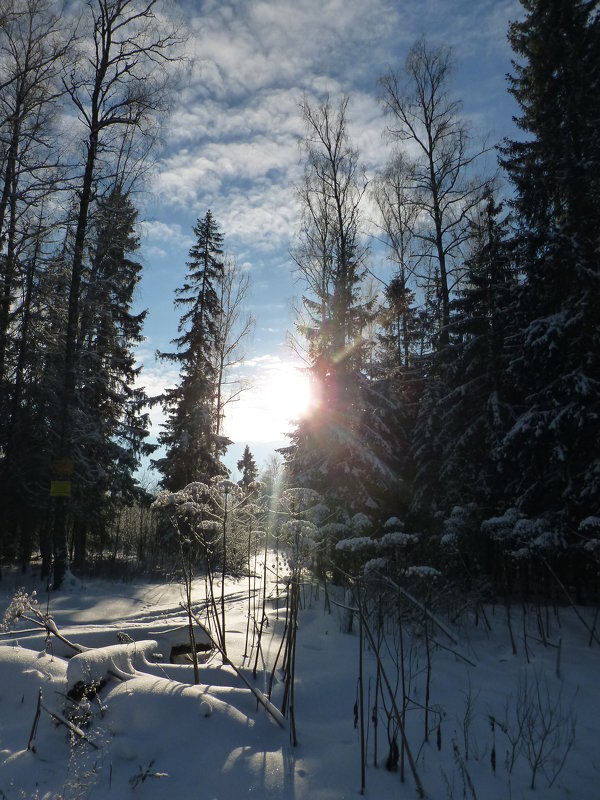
[156,211,230,490]
[70,189,155,565]
[411,194,516,522]
[237,445,258,491]
[498,0,600,536]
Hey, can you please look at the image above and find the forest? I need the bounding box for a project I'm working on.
[0,0,598,611]
[0,2,599,798]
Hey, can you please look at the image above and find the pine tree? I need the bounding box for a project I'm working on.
[0,213,59,571]
[0,0,70,427]
[51,0,180,587]
[69,189,155,566]
[156,211,230,490]
[237,445,258,491]
[411,194,516,523]
[498,0,600,537]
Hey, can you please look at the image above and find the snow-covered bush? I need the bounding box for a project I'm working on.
[403,565,441,581]
[281,518,317,574]
[1,588,38,631]
[152,477,264,577]
[579,516,600,556]
[383,516,404,531]
[335,535,374,553]
[481,507,522,543]
[350,512,372,535]
[277,487,323,576]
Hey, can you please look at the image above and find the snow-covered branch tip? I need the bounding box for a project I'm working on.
[2,588,86,653]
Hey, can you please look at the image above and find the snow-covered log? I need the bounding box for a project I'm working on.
[66,640,158,694]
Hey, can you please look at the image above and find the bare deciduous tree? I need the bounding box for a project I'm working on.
[379,37,489,347]
[213,258,254,437]
[0,0,72,408]
[372,151,420,367]
[293,94,368,360]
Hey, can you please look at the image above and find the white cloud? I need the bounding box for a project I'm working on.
[150,0,519,272]
[138,220,194,259]
[152,0,408,258]
[139,220,187,243]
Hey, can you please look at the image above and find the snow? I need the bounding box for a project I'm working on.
[379,531,419,548]
[383,516,404,530]
[350,512,372,534]
[579,516,600,533]
[440,531,457,546]
[482,507,522,541]
[335,535,373,552]
[1,563,599,799]
[403,565,441,579]
[66,640,158,689]
[363,557,388,574]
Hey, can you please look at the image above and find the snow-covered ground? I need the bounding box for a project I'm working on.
[0,563,598,799]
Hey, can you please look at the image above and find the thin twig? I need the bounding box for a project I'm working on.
[542,558,600,646]
[358,606,425,798]
[40,702,100,749]
[430,637,477,667]
[20,613,85,654]
[27,689,42,750]
[189,608,286,728]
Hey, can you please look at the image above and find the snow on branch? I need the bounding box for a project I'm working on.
[335,536,373,553]
[378,531,419,548]
[66,640,158,692]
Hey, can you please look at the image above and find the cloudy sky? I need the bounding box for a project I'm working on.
[135,0,522,478]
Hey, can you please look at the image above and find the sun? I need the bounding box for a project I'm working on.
[267,364,316,425]
[224,361,318,444]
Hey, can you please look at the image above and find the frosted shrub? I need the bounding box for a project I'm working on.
[281,518,316,573]
[153,477,267,666]
[2,588,38,630]
[350,513,372,535]
[491,669,576,789]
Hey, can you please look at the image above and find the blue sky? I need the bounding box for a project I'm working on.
[134,0,522,480]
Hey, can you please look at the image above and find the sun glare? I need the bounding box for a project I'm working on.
[224,361,318,444]
[268,366,315,424]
